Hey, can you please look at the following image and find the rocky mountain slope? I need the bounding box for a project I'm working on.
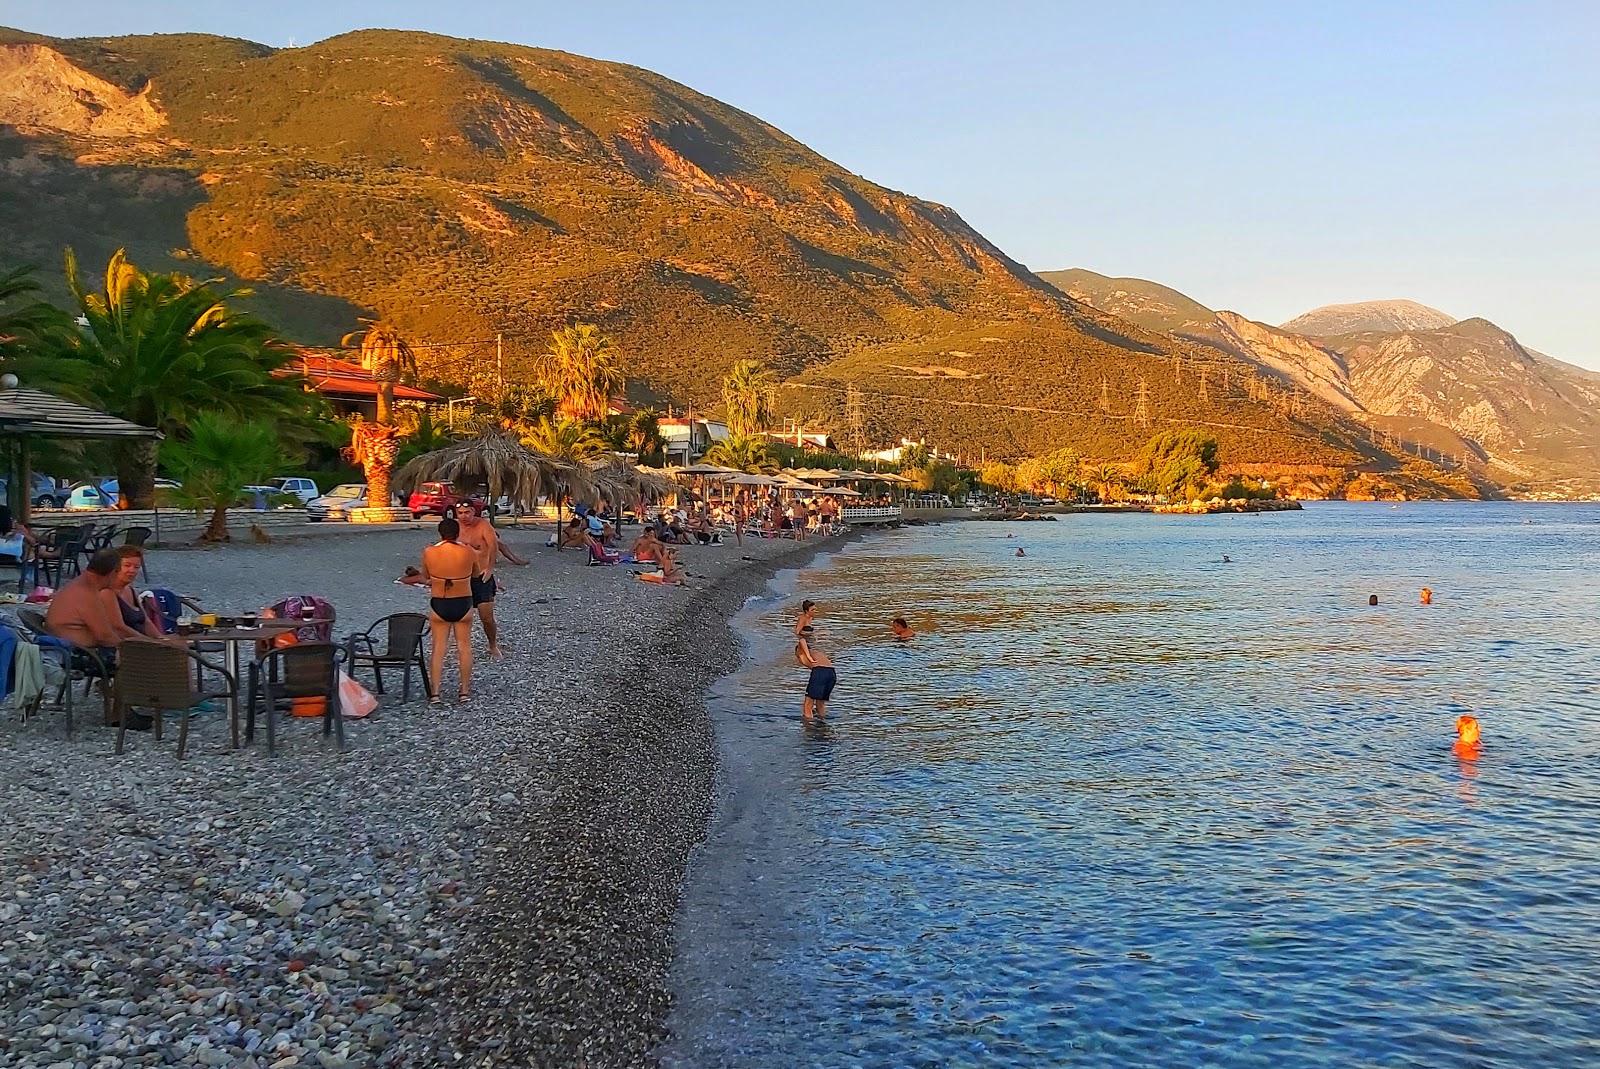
[1049,268,1600,494]
[0,26,1369,466]
[1281,300,1456,337]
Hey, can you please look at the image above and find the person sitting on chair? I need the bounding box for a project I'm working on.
[102,546,167,642]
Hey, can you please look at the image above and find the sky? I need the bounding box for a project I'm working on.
[7,1,1599,364]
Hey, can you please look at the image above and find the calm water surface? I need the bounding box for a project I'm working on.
[663,503,1600,1068]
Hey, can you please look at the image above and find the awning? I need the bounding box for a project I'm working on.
[0,388,161,439]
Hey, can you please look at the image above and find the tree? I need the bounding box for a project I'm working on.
[979,460,1019,495]
[899,441,930,470]
[626,408,665,466]
[0,264,72,384]
[703,433,778,474]
[722,359,777,437]
[1135,430,1220,499]
[56,249,312,508]
[534,324,623,422]
[1033,447,1081,497]
[1090,463,1126,503]
[521,417,608,464]
[343,321,417,427]
[162,413,283,542]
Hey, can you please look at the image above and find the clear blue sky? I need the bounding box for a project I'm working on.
[9,1,1599,364]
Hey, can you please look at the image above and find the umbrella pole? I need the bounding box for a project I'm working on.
[18,435,31,527]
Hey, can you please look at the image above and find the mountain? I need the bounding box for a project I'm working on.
[1037,269,1218,340]
[0,26,1370,467]
[1281,300,1456,337]
[1323,319,1600,489]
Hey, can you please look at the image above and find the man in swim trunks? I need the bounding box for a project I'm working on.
[890,616,915,640]
[458,501,527,658]
[794,634,836,719]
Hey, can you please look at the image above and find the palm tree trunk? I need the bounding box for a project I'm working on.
[377,383,395,427]
[204,504,230,542]
[368,463,392,514]
[114,440,159,510]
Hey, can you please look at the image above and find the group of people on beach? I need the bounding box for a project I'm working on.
[401,501,527,705]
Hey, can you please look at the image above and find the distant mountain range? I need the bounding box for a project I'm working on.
[1040,269,1600,494]
[0,26,1585,495]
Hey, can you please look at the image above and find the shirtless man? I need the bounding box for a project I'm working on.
[45,549,132,727]
[890,617,916,640]
[794,634,836,719]
[457,502,528,658]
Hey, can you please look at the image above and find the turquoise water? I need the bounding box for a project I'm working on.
[663,503,1600,1068]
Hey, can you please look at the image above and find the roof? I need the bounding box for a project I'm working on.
[292,354,442,402]
[0,388,160,439]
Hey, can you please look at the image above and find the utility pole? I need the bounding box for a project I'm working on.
[1099,378,1110,413]
[1134,378,1150,429]
[1198,368,1209,404]
[845,383,865,459]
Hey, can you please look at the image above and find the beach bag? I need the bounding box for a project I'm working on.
[338,670,377,719]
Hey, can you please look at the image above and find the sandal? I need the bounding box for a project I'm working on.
[428,693,443,707]
[457,692,471,705]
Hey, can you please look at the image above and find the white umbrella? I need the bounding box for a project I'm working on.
[726,473,779,486]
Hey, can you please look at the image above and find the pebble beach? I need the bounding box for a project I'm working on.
[0,521,848,1069]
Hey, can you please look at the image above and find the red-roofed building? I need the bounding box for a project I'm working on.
[289,352,442,419]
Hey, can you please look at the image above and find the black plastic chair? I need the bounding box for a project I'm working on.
[36,525,87,587]
[245,642,344,756]
[15,606,112,732]
[123,527,153,582]
[346,613,430,701]
[87,524,120,553]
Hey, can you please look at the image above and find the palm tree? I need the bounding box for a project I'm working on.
[1090,463,1125,503]
[161,413,283,542]
[343,321,417,427]
[0,265,72,383]
[703,433,779,474]
[521,417,608,464]
[56,248,312,508]
[627,408,665,465]
[722,359,777,437]
[534,324,623,423]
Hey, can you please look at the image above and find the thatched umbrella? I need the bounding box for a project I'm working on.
[588,455,678,524]
[395,431,582,528]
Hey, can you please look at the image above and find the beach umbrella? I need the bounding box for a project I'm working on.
[396,430,589,539]
[726,473,778,486]
[818,486,862,497]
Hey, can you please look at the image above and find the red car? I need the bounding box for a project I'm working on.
[407,481,486,519]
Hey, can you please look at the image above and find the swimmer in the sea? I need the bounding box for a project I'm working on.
[1454,715,1481,760]
[1222,554,1231,563]
[1369,594,1378,606]
[890,616,915,640]
[1016,547,1026,557]
[795,634,836,719]
[1421,587,1433,605]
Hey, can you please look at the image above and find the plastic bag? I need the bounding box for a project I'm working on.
[338,669,377,719]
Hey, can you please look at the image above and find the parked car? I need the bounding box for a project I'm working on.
[97,478,182,505]
[407,480,485,519]
[270,477,321,505]
[0,474,69,508]
[307,483,370,522]
[66,482,115,510]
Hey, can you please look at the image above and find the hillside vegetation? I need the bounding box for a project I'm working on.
[0,26,1374,470]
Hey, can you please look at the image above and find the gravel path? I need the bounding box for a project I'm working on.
[0,523,848,1069]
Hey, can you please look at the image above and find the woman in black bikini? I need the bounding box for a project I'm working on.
[404,517,478,705]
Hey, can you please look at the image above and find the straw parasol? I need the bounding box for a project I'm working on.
[726,473,779,486]
[395,430,584,514]
[587,455,677,505]
[817,486,862,497]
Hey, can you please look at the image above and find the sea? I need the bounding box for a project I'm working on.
[661,502,1600,1069]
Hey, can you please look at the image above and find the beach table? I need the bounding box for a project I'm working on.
[182,618,330,747]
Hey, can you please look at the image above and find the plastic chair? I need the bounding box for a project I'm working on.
[16,606,112,732]
[113,638,236,758]
[245,642,344,756]
[122,527,153,582]
[346,613,430,701]
[35,524,85,587]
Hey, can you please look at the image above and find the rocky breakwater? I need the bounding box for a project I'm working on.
[1152,497,1303,515]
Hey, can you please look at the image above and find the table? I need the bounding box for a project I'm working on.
[183,619,327,747]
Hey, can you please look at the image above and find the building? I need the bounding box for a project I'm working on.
[763,428,836,451]
[860,437,954,464]
[289,352,442,419]
[660,417,730,464]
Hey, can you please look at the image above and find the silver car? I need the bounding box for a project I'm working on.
[306,483,370,522]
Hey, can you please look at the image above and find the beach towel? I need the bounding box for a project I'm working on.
[9,641,43,710]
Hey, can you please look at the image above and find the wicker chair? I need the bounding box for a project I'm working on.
[113,639,236,758]
[245,642,344,756]
[345,613,430,701]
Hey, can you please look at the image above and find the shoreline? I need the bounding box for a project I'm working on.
[419,530,859,1067]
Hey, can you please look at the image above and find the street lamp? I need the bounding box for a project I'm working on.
[447,395,476,430]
